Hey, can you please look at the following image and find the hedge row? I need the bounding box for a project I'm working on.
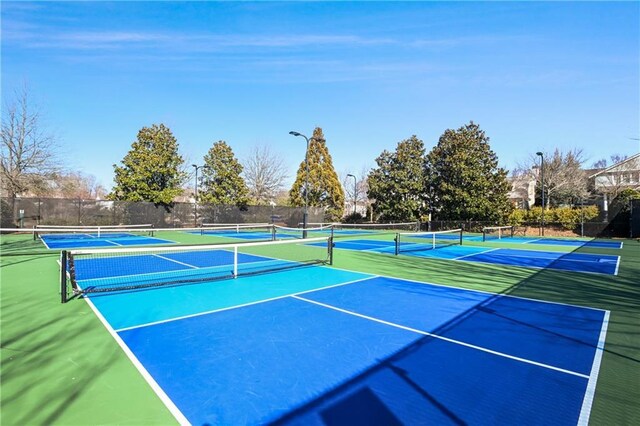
[508,206,599,230]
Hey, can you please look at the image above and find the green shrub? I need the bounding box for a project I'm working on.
[508,209,527,226]
[513,205,600,230]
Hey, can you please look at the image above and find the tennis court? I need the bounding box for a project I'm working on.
[193,225,380,241]
[70,245,607,425]
[322,239,620,275]
[36,225,174,249]
[483,236,623,249]
[1,225,638,425]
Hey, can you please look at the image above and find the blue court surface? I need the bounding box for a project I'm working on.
[83,267,609,425]
[322,240,620,275]
[488,236,622,249]
[40,232,174,249]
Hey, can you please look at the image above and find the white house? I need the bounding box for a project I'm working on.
[589,153,640,216]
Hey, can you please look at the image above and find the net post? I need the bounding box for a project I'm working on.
[60,250,68,303]
[328,236,334,265]
[459,229,463,246]
[432,233,435,249]
[33,225,37,241]
[233,246,238,277]
[271,224,276,241]
[482,229,486,242]
[394,233,400,255]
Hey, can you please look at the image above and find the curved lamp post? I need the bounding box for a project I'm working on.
[192,164,207,226]
[289,131,310,238]
[536,152,545,236]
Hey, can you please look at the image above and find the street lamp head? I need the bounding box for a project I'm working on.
[347,174,355,178]
[536,152,543,157]
[289,131,302,137]
[192,164,198,168]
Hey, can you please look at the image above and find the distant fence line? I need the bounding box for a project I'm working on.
[1,197,637,238]
[0,197,324,229]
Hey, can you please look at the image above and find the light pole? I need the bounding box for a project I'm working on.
[536,152,545,236]
[347,174,356,215]
[289,131,310,238]
[192,164,206,226]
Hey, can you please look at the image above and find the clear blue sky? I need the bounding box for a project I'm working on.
[2,1,639,191]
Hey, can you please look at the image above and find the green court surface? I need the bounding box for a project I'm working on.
[1,231,639,425]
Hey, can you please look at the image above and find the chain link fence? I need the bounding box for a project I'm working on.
[0,197,324,229]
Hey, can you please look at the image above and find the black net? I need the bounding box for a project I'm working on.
[62,236,333,301]
[395,229,463,254]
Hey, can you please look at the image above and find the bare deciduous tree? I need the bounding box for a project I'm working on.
[591,154,628,170]
[1,85,59,198]
[519,148,588,206]
[243,145,288,205]
[341,167,370,216]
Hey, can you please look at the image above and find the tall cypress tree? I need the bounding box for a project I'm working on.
[367,135,426,221]
[109,123,185,206]
[199,140,249,207]
[426,122,512,221]
[289,127,345,221]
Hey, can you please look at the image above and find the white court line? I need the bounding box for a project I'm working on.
[80,294,190,425]
[614,257,621,276]
[104,240,123,246]
[577,310,610,425]
[442,256,615,276]
[114,275,377,332]
[484,250,618,263]
[293,295,590,379]
[40,237,51,250]
[452,247,500,261]
[358,274,608,312]
[522,238,542,244]
[153,254,199,269]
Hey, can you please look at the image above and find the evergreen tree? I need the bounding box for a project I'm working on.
[289,127,344,221]
[426,122,512,221]
[199,140,249,207]
[109,124,185,206]
[367,135,426,221]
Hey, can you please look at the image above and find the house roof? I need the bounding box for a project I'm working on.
[588,152,640,178]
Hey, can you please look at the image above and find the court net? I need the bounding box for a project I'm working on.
[201,222,271,228]
[482,226,514,242]
[273,224,334,240]
[395,229,463,255]
[332,222,419,238]
[60,236,333,302]
[199,224,275,237]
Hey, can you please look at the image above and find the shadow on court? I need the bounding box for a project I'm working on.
[269,241,640,425]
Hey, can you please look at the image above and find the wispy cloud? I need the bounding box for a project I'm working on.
[4,23,523,53]
[3,27,396,51]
